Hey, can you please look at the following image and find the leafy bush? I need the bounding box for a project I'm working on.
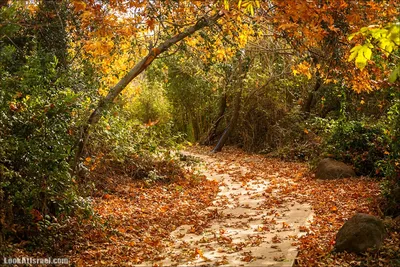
[259,109,328,162]
[379,97,400,216]
[0,1,98,249]
[86,104,184,183]
[324,120,390,176]
[0,49,96,247]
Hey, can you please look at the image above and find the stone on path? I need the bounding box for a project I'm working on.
[315,158,356,179]
[335,213,385,253]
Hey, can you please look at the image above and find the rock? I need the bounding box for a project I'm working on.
[315,158,356,179]
[335,213,386,253]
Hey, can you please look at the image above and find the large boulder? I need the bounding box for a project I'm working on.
[335,213,386,253]
[315,158,356,179]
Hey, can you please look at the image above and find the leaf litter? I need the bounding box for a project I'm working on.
[10,146,399,266]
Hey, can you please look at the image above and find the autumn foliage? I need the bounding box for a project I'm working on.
[0,0,399,266]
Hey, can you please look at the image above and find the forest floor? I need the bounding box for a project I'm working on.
[135,148,313,267]
[11,146,399,266]
[66,146,399,266]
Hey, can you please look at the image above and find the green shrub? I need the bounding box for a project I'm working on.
[379,97,400,216]
[261,110,329,162]
[86,104,184,182]
[324,120,390,176]
[0,45,95,249]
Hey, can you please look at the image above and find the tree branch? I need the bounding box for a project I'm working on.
[73,11,224,171]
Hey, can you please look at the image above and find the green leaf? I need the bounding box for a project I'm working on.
[388,66,399,83]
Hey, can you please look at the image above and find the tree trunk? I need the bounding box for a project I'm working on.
[213,89,242,152]
[302,70,321,116]
[201,92,227,145]
[73,12,223,171]
[191,115,201,141]
[212,53,251,153]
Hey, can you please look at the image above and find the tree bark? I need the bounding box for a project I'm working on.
[302,70,321,116]
[212,54,251,153]
[201,92,227,145]
[191,113,201,141]
[73,12,224,171]
[213,89,242,152]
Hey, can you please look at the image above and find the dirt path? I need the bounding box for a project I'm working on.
[12,146,387,266]
[68,146,383,266]
[139,147,314,266]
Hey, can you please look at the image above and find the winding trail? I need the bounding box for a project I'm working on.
[140,147,314,266]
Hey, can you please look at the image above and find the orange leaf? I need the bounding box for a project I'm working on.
[73,0,87,12]
[103,194,112,199]
[30,209,43,222]
[9,103,18,111]
[194,247,204,257]
[146,19,155,30]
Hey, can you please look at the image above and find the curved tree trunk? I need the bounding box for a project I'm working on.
[213,89,242,152]
[212,53,251,153]
[73,12,223,172]
[201,92,227,145]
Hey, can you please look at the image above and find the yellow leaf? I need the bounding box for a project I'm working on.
[354,44,372,70]
[355,53,367,70]
[348,45,361,62]
[249,4,254,16]
[224,0,229,10]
